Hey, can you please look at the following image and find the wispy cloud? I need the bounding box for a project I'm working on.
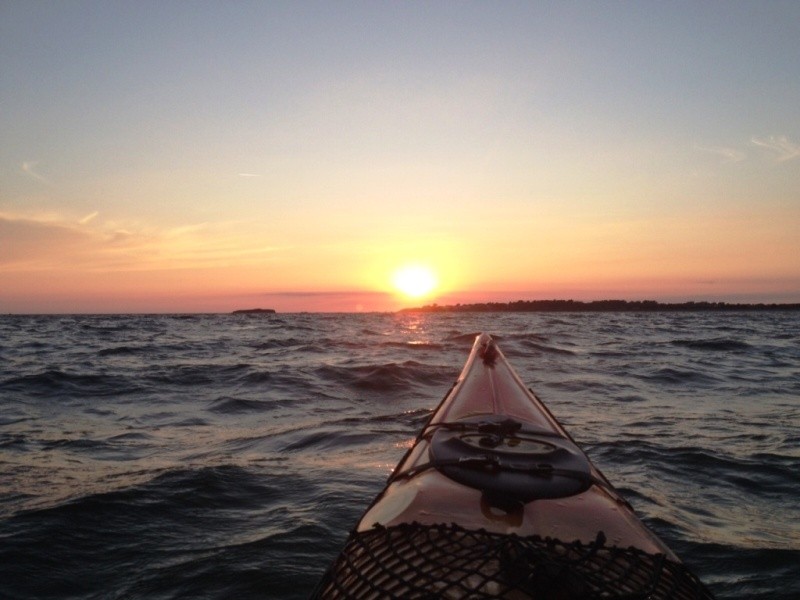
[693,143,746,163]
[0,214,92,268]
[0,211,287,273]
[21,161,50,183]
[751,135,800,162]
[79,211,99,225]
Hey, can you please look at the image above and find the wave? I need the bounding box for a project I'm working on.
[4,466,298,524]
[671,338,751,352]
[0,369,143,397]
[638,367,720,386]
[280,429,380,452]
[252,337,308,350]
[41,438,112,451]
[324,408,434,435]
[97,345,145,356]
[145,363,252,386]
[445,331,483,344]
[591,440,799,497]
[314,361,453,392]
[381,340,446,350]
[615,394,647,403]
[0,433,28,449]
[517,339,576,355]
[2,312,798,600]
[674,541,800,600]
[208,397,278,414]
[0,466,329,600]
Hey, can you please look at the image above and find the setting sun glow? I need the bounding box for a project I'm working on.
[1,4,799,314]
[392,265,438,299]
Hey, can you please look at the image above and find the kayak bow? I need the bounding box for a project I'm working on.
[312,333,713,599]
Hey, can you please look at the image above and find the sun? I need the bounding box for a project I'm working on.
[392,264,438,299]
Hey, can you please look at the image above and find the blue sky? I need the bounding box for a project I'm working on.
[1,1,799,312]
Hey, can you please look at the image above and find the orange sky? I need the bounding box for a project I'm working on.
[2,4,799,313]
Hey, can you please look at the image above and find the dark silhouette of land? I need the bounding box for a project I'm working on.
[232,308,276,314]
[401,300,800,313]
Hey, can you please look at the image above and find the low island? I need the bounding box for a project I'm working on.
[401,300,800,313]
[232,308,276,314]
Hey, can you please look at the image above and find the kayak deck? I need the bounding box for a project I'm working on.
[316,523,709,599]
[312,334,713,599]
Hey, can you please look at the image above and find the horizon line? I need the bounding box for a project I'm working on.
[4,297,800,316]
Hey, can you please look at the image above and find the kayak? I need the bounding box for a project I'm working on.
[312,333,713,599]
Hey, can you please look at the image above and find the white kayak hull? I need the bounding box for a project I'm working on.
[312,333,713,599]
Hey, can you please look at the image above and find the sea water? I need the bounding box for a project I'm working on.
[1,311,798,599]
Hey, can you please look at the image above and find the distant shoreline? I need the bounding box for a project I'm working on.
[401,300,800,313]
[232,308,276,314]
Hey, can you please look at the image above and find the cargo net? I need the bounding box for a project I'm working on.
[312,522,714,599]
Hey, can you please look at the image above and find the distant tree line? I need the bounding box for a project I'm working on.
[401,299,800,313]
